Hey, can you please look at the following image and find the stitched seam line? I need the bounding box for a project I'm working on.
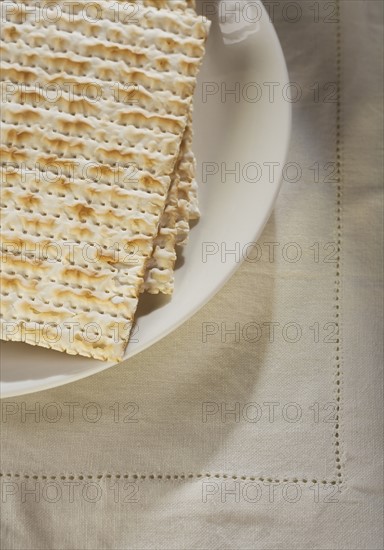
[0,472,341,484]
[334,0,344,485]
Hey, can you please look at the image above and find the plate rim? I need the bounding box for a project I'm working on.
[0,3,291,398]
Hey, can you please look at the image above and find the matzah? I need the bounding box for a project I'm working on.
[143,109,199,294]
[175,106,201,242]
[139,0,200,294]
[142,151,180,294]
[0,1,210,360]
[144,0,196,11]
[143,0,202,294]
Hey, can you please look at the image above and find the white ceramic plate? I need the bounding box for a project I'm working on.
[0,1,291,398]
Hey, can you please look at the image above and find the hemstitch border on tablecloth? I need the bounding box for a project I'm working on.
[0,1,345,490]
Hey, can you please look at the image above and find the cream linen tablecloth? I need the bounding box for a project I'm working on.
[1,1,383,549]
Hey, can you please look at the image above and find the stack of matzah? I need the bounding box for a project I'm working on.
[0,0,210,361]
